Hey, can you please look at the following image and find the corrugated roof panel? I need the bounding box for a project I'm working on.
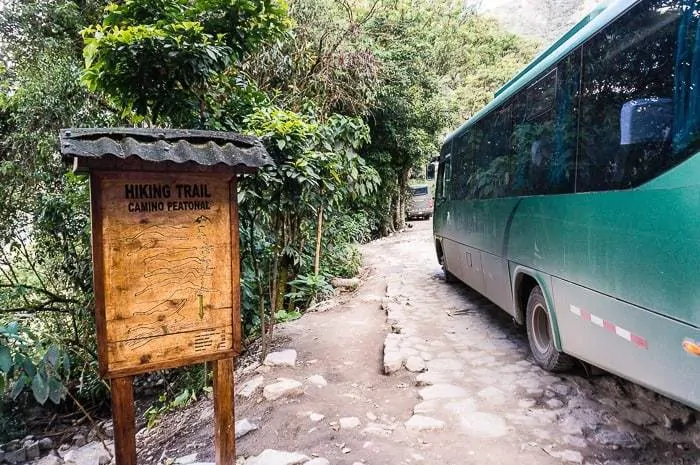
[59,128,273,169]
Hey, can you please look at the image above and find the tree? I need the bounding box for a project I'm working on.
[243,0,380,117]
[356,0,536,234]
[81,0,290,126]
[0,0,120,420]
[239,107,378,357]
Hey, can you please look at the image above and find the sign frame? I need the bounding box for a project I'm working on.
[61,128,272,465]
[89,168,241,379]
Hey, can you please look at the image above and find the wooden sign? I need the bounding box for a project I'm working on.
[91,172,240,378]
[61,127,272,465]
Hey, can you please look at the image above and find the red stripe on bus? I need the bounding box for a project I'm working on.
[603,320,616,332]
[631,334,648,349]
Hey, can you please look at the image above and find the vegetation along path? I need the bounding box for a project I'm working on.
[137,220,700,465]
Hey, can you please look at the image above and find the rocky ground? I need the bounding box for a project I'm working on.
[138,220,698,465]
[8,219,699,465]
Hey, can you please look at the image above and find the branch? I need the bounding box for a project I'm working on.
[0,305,73,315]
[0,283,81,305]
[357,0,381,27]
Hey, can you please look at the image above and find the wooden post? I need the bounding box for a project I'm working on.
[214,358,236,464]
[111,376,137,465]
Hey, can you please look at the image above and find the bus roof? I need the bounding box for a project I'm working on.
[444,0,637,146]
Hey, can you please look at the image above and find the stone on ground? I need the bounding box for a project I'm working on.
[36,456,63,465]
[362,423,393,437]
[415,372,449,386]
[306,375,328,387]
[235,419,258,439]
[62,441,113,465]
[238,375,264,398]
[458,412,508,438]
[405,356,426,372]
[175,453,198,464]
[405,415,446,432]
[551,450,584,464]
[308,412,325,422]
[418,384,468,400]
[245,449,310,465]
[304,458,330,465]
[264,350,298,367]
[383,350,404,374]
[263,379,304,401]
[477,386,506,405]
[413,400,440,414]
[339,417,361,429]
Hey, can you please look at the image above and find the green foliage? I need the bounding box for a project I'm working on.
[0,323,70,405]
[81,0,291,124]
[144,388,199,429]
[244,0,379,116]
[286,274,334,309]
[274,309,302,323]
[319,213,370,278]
[0,0,121,421]
[239,106,379,342]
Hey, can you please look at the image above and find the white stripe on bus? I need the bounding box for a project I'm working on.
[590,314,604,327]
[615,326,632,341]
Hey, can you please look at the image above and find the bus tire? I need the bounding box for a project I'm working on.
[526,286,574,372]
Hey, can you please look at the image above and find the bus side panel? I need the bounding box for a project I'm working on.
[552,277,700,410]
[442,238,486,295]
[506,181,700,329]
[482,251,514,315]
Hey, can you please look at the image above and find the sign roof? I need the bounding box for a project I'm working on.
[60,127,273,169]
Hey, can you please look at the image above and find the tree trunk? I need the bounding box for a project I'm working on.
[395,168,410,231]
[314,206,324,275]
[275,260,289,315]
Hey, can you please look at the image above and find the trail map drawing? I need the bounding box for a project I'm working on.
[116,218,218,348]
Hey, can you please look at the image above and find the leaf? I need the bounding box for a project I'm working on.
[32,373,50,405]
[45,345,60,367]
[11,376,25,400]
[48,378,65,405]
[21,356,36,377]
[5,322,19,335]
[0,344,11,373]
[171,389,191,407]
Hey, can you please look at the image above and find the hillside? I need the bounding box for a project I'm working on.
[474,0,599,42]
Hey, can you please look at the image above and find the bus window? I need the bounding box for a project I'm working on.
[577,0,679,191]
[426,162,436,180]
[440,154,452,199]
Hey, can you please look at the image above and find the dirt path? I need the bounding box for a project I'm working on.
[140,220,700,465]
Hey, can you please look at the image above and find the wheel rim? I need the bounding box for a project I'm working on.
[531,303,552,354]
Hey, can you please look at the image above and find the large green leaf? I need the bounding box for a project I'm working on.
[0,344,11,373]
[48,378,65,405]
[45,345,60,367]
[31,373,50,405]
[10,376,25,400]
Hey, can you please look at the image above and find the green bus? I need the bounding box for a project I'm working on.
[433,0,700,409]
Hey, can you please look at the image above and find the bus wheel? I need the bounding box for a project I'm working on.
[526,286,573,372]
